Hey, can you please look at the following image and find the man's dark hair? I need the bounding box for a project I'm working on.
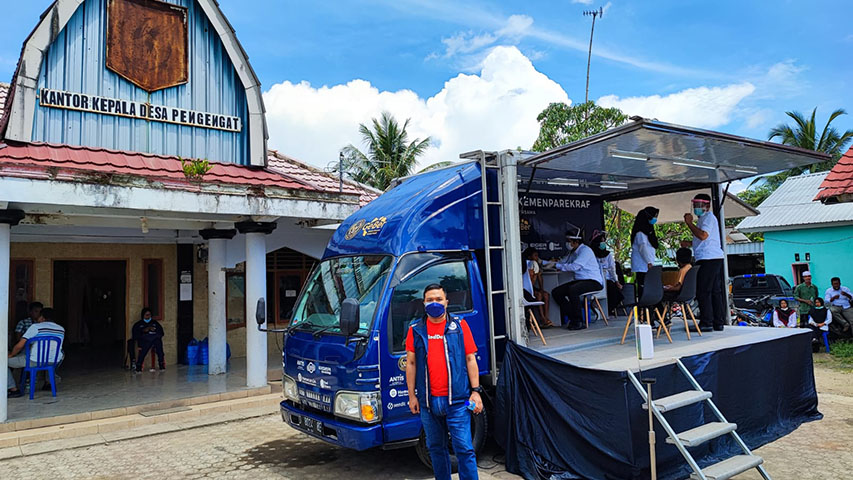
[40,307,55,322]
[423,284,445,299]
[28,301,43,312]
[675,247,693,265]
[693,193,712,202]
[831,277,841,283]
[522,246,537,260]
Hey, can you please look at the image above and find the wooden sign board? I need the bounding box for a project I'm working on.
[106,0,188,92]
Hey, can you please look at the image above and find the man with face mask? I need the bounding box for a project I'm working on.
[548,228,604,330]
[684,193,726,332]
[132,307,166,372]
[406,284,481,480]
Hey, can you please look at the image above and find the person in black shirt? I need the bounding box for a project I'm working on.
[132,307,165,372]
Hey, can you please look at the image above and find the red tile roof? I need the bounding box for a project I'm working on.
[0,83,8,120]
[266,150,380,206]
[815,146,853,202]
[0,140,316,194]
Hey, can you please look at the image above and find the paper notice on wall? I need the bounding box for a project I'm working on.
[180,283,193,301]
[285,290,297,297]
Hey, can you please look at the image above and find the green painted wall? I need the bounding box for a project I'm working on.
[763,225,853,292]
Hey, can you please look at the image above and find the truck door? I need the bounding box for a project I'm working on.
[381,252,483,442]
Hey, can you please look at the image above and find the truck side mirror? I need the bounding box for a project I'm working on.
[255,298,266,326]
[340,298,360,336]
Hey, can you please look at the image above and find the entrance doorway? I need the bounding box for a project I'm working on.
[791,263,810,285]
[53,260,127,369]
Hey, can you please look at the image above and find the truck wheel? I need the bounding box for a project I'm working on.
[414,402,489,470]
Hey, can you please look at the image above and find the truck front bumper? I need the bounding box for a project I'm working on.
[280,401,384,451]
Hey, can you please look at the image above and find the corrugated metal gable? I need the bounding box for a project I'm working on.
[738,172,853,231]
[30,0,250,164]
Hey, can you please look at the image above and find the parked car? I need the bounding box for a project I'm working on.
[730,274,797,310]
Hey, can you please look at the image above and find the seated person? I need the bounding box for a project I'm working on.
[547,229,604,330]
[806,297,832,345]
[590,230,623,315]
[772,299,798,328]
[14,301,43,343]
[523,247,552,328]
[132,307,166,372]
[663,247,693,300]
[6,307,65,398]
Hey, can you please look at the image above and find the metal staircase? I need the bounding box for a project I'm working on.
[626,359,770,480]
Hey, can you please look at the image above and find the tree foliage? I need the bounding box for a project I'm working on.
[759,108,853,188]
[531,101,685,263]
[340,112,431,190]
[531,101,628,152]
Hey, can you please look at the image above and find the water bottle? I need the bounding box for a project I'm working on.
[465,400,476,412]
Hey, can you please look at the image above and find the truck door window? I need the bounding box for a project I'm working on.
[389,261,472,353]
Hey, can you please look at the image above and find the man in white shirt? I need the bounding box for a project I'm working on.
[824,277,853,335]
[6,307,65,397]
[548,229,604,330]
[684,193,726,332]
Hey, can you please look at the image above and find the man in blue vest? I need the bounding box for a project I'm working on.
[406,284,482,480]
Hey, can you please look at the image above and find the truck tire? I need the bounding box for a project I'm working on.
[415,402,489,470]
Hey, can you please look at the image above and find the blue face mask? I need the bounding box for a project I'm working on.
[143,317,152,323]
[598,242,607,250]
[424,302,446,318]
[693,207,705,217]
[649,218,657,225]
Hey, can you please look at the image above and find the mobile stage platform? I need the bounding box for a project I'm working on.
[495,318,820,480]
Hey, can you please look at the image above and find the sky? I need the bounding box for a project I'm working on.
[2,1,852,194]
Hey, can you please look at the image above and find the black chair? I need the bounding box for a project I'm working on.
[658,266,702,340]
[620,266,671,344]
[614,283,635,318]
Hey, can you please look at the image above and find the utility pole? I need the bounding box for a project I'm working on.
[583,7,604,105]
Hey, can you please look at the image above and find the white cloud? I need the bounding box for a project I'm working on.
[571,0,594,4]
[264,46,569,170]
[597,83,756,128]
[728,180,748,195]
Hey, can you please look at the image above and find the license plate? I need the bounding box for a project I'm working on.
[295,415,324,436]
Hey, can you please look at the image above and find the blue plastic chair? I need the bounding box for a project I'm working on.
[20,336,63,399]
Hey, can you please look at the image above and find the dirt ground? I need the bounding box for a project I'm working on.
[739,353,853,479]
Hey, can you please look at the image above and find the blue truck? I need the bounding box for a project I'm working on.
[258,153,518,465]
[255,119,828,467]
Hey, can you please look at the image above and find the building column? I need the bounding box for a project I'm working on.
[0,210,25,422]
[236,221,277,388]
[200,229,236,375]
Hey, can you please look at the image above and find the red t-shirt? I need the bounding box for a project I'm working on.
[406,318,477,397]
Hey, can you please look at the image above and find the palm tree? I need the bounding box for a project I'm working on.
[340,112,431,190]
[761,108,853,187]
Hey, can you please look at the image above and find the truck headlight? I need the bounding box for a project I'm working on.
[334,391,382,423]
[283,375,299,403]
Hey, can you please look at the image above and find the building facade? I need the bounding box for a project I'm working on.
[0,0,375,422]
[738,172,853,289]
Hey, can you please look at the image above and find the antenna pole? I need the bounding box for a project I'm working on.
[583,7,604,105]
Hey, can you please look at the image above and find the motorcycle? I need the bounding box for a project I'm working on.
[731,294,774,326]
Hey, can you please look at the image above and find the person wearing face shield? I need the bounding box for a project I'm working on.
[684,193,726,332]
[630,207,660,297]
[548,229,604,330]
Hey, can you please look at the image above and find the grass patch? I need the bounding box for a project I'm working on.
[824,339,853,371]
[830,340,853,359]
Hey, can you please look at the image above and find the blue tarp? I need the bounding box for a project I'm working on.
[494,333,821,479]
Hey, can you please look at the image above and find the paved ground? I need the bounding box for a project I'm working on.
[1,355,849,479]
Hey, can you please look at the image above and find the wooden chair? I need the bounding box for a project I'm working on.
[657,266,702,340]
[523,298,547,345]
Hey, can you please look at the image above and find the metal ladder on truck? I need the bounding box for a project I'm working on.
[478,152,512,385]
[626,359,770,480]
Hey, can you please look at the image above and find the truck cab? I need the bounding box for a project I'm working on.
[277,162,493,455]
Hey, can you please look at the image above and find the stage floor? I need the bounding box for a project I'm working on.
[528,315,808,372]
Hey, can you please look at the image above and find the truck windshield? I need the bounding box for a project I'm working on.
[290,255,393,335]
